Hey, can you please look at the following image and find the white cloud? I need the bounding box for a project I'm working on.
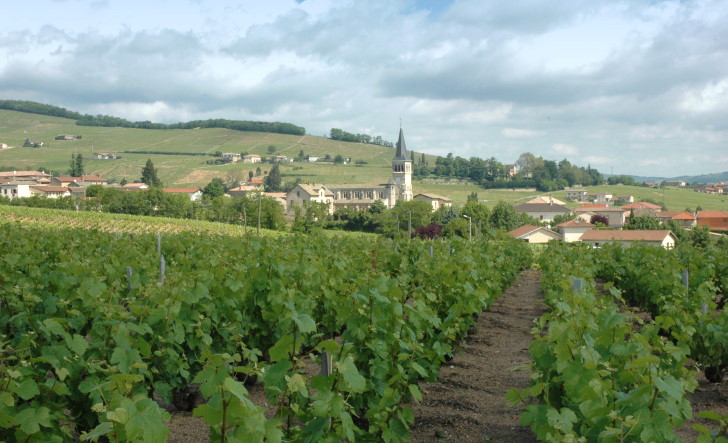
[551,143,578,155]
[501,127,545,138]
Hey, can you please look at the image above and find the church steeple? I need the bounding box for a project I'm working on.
[394,127,410,161]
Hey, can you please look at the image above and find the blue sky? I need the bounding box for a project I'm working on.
[1,0,727,177]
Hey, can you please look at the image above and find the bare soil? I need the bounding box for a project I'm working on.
[409,269,545,442]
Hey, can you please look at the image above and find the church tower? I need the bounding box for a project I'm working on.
[391,126,413,203]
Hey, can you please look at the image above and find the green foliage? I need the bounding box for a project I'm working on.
[203,178,226,198]
[625,215,662,230]
[140,159,162,187]
[265,163,282,192]
[329,128,393,147]
[68,153,84,177]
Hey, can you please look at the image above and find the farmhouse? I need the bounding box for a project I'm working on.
[29,186,71,199]
[514,202,572,223]
[55,134,81,140]
[580,230,677,249]
[221,153,241,163]
[507,225,563,243]
[242,154,261,164]
[287,183,336,214]
[576,206,628,227]
[93,153,118,160]
[565,189,588,200]
[52,175,107,187]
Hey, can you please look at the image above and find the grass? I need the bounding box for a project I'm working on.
[2,109,727,211]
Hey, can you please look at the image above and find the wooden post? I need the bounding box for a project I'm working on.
[126,266,132,291]
[160,255,166,286]
[320,352,333,376]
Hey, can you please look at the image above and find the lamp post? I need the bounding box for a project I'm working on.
[463,214,472,241]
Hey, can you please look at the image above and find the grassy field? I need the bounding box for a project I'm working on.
[2,109,727,211]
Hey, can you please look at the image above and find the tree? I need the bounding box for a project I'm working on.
[267,145,276,154]
[590,214,609,227]
[265,163,281,191]
[489,201,521,231]
[203,178,226,198]
[625,215,661,230]
[119,177,128,186]
[248,170,254,181]
[68,153,84,177]
[141,159,162,187]
[255,167,262,176]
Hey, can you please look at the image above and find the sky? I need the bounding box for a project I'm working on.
[1,0,727,178]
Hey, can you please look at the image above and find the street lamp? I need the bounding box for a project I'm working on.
[463,214,472,241]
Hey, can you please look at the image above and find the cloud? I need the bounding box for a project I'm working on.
[552,143,578,155]
[502,127,545,138]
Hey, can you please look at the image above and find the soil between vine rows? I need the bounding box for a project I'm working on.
[409,268,545,442]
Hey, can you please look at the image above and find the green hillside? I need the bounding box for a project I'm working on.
[0,109,414,187]
[2,108,727,209]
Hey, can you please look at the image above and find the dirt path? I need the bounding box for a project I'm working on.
[409,269,545,442]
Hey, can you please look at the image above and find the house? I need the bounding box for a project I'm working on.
[163,187,204,201]
[23,138,43,148]
[242,154,261,164]
[52,175,107,187]
[664,180,686,187]
[55,134,81,141]
[0,143,9,149]
[221,153,241,163]
[622,202,663,210]
[615,195,635,203]
[414,193,453,211]
[565,189,588,200]
[264,192,287,208]
[1,181,36,200]
[514,202,572,223]
[557,219,595,243]
[593,192,613,204]
[307,156,320,163]
[29,186,71,199]
[696,210,728,231]
[286,183,335,214]
[576,207,628,227]
[0,171,51,181]
[507,225,563,243]
[704,187,724,195]
[93,153,118,160]
[656,211,697,228]
[228,185,263,197]
[505,164,517,177]
[580,230,677,249]
[272,155,293,163]
[528,196,567,205]
[118,183,149,191]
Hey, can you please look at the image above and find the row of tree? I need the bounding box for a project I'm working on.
[328,128,394,147]
[430,152,604,191]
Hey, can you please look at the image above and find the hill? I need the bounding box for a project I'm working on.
[0,108,430,189]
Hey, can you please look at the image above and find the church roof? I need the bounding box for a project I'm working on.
[394,127,411,161]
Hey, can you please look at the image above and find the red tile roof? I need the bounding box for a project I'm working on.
[578,204,608,209]
[557,219,595,228]
[697,210,728,218]
[162,187,202,193]
[622,202,662,210]
[580,230,674,242]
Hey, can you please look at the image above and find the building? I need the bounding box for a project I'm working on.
[29,186,71,199]
[508,225,563,243]
[162,188,204,201]
[696,210,728,231]
[414,193,452,211]
[242,154,261,164]
[580,230,677,249]
[514,202,572,223]
[93,153,118,160]
[664,180,687,187]
[51,175,107,187]
[557,219,594,242]
[221,153,241,163]
[0,171,51,181]
[565,189,588,200]
[576,207,628,227]
[286,127,418,214]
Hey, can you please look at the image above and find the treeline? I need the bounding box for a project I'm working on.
[0,99,305,136]
[121,150,213,157]
[430,152,603,191]
[77,116,305,135]
[329,128,394,147]
[0,100,84,120]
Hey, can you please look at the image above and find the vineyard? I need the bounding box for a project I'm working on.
[0,222,532,442]
[510,242,728,442]
[1,210,727,442]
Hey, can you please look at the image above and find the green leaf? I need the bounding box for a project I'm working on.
[269,334,294,362]
[293,313,317,334]
[15,379,40,400]
[408,384,423,403]
[43,318,65,336]
[15,406,51,435]
[67,334,89,356]
[126,398,170,443]
[338,356,366,393]
[80,421,114,441]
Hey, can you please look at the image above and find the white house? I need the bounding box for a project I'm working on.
[414,193,452,211]
[242,154,261,164]
[508,225,563,243]
[29,186,71,199]
[1,181,35,200]
[565,189,588,200]
[576,207,628,227]
[557,219,594,242]
[580,230,677,249]
[514,202,573,223]
[163,187,204,201]
[286,183,335,214]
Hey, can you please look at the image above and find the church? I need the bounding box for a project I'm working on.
[286,127,415,214]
